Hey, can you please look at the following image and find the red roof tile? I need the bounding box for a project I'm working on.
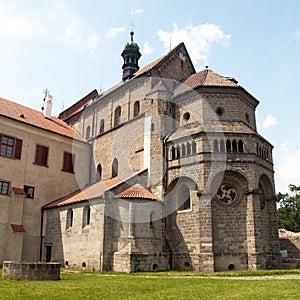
[12,187,26,196]
[176,69,238,94]
[0,97,85,142]
[11,224,26,232]
[117,184,159,201]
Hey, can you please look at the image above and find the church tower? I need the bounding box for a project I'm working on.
[121,31,141,81]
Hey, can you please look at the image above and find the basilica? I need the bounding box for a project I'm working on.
[0,32,282,272]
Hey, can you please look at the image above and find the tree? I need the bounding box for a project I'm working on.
[277,184,300,232]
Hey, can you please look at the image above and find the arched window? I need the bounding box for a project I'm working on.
[171,146,176,160]
[181,144,186,157]
[238,140,244,152]
[179,185,191,211]
[114,106,121,127]
[112,158,118,178]
[232,140,237,152]
[96,164,102,181]
[192,141,196,154]
[150,212,155,228]
[99,119,104,134]
[186,143,191,155]
[226,139,231,152]
[213,139,219,152]
[134,101,140,117]
[82,205,91,228]
[220,140,225,152]
[86,126,91,139]
[66,209,73,230]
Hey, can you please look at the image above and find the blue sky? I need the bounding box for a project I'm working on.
[0,0,299,193]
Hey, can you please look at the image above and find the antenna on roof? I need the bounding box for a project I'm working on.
[99,81,102,94]
[43,88,49,99]
[169,34,172,51]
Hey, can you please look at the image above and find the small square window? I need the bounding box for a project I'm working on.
[24,185,35,199]
[0,181,9,195]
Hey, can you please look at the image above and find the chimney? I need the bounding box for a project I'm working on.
[43,94,53,119]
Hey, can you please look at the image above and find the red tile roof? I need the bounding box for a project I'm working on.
[117,184,159,201]
[176,69,238,94]
[12,187,26,196]
[44,176,124,208]
[0,97,85,141]
[11,224,26,232]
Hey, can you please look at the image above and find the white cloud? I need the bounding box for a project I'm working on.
[275,143,300,193]
[130,8,144,15]
[262,114,278,129]
[106,27,125,39]
[142,41,154,55]
[157,23,231,68]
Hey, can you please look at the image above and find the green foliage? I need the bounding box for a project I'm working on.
[1,270,300,300]
[277,184,300,232]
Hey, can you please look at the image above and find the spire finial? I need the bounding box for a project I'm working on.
[130,31,134,42]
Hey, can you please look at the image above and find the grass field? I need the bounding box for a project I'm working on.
[1,269,300,300]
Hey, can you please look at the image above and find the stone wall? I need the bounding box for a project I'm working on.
[2,261,60,280]
[279,229,300,258]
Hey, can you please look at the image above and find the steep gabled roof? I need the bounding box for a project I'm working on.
[134,42,196,78]
[0,97,85,142]
[176,68,238,94]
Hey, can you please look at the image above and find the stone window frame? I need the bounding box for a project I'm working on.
[133,101,140,117]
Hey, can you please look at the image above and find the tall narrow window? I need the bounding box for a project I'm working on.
[134,101,140,117]
[179,186,191,211]
[62,152,74,173]
[99,119,105,134]
[35,145,49,166]
[220,140,225,152]
[191,141,196,154]
[0,134,22,159]
[187,143,191,155]
[66,209,73,230]
[82,205,91,228]
[213,140,219,152]
[112,158,118,178]
[150,212,155,228]
[226,140,231,152]
[232,140,237,153]
[86,126,91,140]
[96,164,102,181]
[238,140,244,152]
[0,181,9,195]
[181,144,186,157]
[114,106,121,127]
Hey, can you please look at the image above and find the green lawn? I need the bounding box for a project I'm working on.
[0,269,300,300]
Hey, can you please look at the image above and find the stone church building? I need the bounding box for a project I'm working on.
[1,32,282,272]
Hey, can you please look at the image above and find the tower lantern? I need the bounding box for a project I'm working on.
[121,31,141,81]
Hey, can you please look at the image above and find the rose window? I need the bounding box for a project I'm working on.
[215,184,237,205]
